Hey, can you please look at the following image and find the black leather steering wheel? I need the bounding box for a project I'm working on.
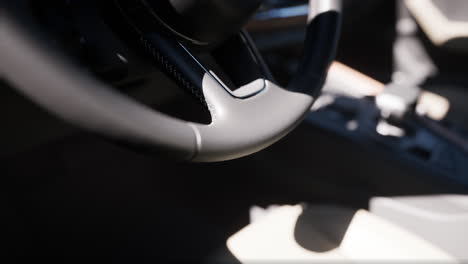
[0,0,341,162]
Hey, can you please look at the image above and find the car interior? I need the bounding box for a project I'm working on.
[2,0,468,262]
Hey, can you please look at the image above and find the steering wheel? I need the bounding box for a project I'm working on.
[0,0,341,162]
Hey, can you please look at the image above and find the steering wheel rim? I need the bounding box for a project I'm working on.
[0,0,342,162]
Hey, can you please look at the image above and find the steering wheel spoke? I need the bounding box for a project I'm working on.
[193,76,313,162]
